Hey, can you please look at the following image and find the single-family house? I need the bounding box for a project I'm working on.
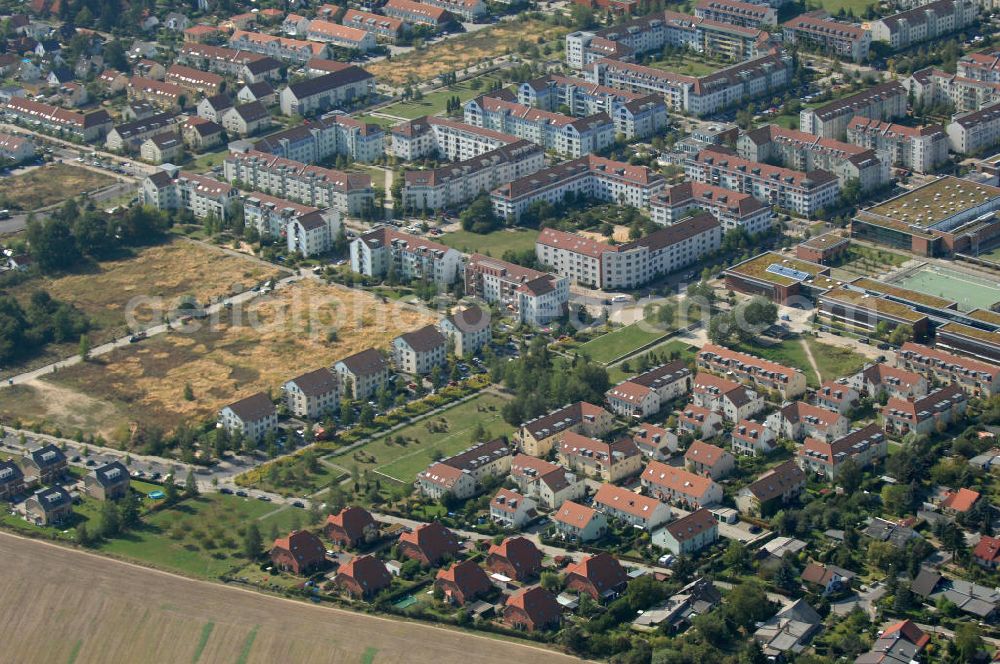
[731,419,776,457]
[652,508,719,556]
[503,586,562,632]
[84,461,130,501]
[324,506,378,548]
[564,553,628,602]
[684,440,735,480]
[24,486,72,525]
[0,460,25,501]
[435,560,491,606]
[632,424,678,461]
[335,554,392,598]
[677,404,723,439]
[270,530,326,575]
[24,444,66,484]
[398,521,460,566]
[552,500,608,542]
[814,380,860,415]
[486,536,543,581]
[489,488,538,529]
[754,599,822,659]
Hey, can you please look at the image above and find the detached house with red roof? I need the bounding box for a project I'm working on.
[435,560,492,606]
[882,384,967,437]
[486,536,543,581]
[552,500,608,542]
[605,360,692,419]
[557,432,643,483]
[489,488,538,529]
[641,461,723,508]
[974,534,1000,570]
[731,419,776,457]
[736,460,807,516]
[692,372,765,422]
[939,487,980,515]
[398,521,460,566]
[270,530,327,575]
[653,508,719,556]
[335,555,392,598]
[503,587,562,632]
[324,506,378,548]
[855,619,929,664]
[565,553,629,602]
[594,483,672,531]
[684,440,735,480]
[766,401,849,442]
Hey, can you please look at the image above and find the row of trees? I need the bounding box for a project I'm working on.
[0,290,90,365]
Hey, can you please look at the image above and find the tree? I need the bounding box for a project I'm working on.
[185,471,199,498]
[243,522,263,559]
[165,477,180,505]
[459,193,501,234]
[78,334,90,361]
[26,217,81,271]
[76,523,93,547]
[954,623,983,662]
[837,458,862,493]
[340,399,354,425]
[183,383,195,401]
[888,324,914,346]
[722,540,749,572]
[99,500,120,539]
[540,571,562,593]
[359,403,374,427]
[430,364,444,389]
[119,494,141,530]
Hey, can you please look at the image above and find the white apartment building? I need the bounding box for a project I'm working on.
[869,0,977,50]
[388,115,520,162]
[651,181,774,234]
[351,226,465,286]
[284,367,340,419]
[140,168,238,220]
[464,254,570,326]
[846,116,949,174]
[279,67,375,116]
[393,325,447,375]
[947,101,1000,155]
[254,114,385,165]
[799,81,908,140]
[906,67,1000,114]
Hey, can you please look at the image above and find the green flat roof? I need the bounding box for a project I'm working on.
[865,176,1000,229]
[727,251,829,287]
[852,277,956,310]
[821,287,927,323]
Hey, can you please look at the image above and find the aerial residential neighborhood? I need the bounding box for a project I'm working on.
[4,0,1000,661]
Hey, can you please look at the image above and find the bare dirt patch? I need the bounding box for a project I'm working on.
[0,162,118,211]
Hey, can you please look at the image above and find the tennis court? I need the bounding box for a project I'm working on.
[892,265,1000,311]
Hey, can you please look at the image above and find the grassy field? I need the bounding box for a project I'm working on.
[0,280,436,441]
[187,149,230,174]
[803,0,874,14]
[360,391,513,483]
[376,74,502,120]
[438,228,538,257]
[736,337,866,388]
[832,245,908,279]
[366,18,569,85]
[0,532,578,664]
[806,337,867,383]
[607,340,698,383]
[647,54,729,77]
[354,114,401,129]
[576,307,682,365]
[0,163,118,211]
[349,164,388,190]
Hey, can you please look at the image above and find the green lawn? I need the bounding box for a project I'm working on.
[607,340,698,382]
[438,228,538,257]
[834,245,909,278]
[354,114,400,129]
[350,164,388,190]
[377,75,503,120]
[736,337,866,388]
[647,55,726,77]
[806,337,867,382]
[803,0,874,15]
[364,391,514,483]
[577,304,684,365]
[186,149,229,174]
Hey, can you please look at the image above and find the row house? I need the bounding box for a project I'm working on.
[799,80,908,140]
[350,226,464,286]
[678,403,723,439]
[490,488,538,529]
[305,20,377,53]
[392,325,447,375]
[881,384,967,437]
[280,67,375,116]
[491,154,666,223]
[870,0,977,50]
[641,460,723,508]
[632,423,679,461]
[128,76,187,111]
[594,483,672,531]
[464,254,569,327]
[797,423,887,480]
[684,440,736,480]
[382,0,452,29]
[691,371,765,422]
[738,124,889,192]
[419,0,487,21]
[165,64,225,97]
[224,149,374,216]
[140,133,183,164]
[105,111,179,153]
[417,437,512,500]
[140,169,237,220]
[694,0,777,29]
[515,402,615,457]
[735,460,806,516]
[552,500,608,542]
[465,94,615,158]
[731,418,776,456]
[218,392,278,443]
[907,68,1000,115]
[229,30,330,64]
[846,116,949,174]
[535,213,722,290]
[813,380,860,415]
[848,362,929,401]
[585,52,791,117]
[178,43,282,83]
[651,181,774,235]
[697,343,808,399]
[2,97,111,141]
[782,11,871,62]
[254,114,384,165]
[896,342,1000,397]
[439,305,490,357]
[284,367,340,419]
[557,432,643,483]
[243,192,340,257]
[509,454,586,510]
[334,348,389,399]
[605,360,692,419]
[653,508,719,556]
[765,401,850,442]
[686,146,840,217]
[342,9,406,43]
[403,140,545,211]
[947,101,1000,155]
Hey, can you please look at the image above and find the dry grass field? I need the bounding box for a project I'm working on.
[366,19,569,85]
[0,162,118,210]
[0,279,436,441]
[0,532,582,664]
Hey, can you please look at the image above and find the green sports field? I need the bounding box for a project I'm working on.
[892,265,1000,311]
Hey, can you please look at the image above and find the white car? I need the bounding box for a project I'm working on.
[658,554,675,566]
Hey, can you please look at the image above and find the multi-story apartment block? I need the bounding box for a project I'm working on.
[697,343,808,399]
[558,433,643,483]
[465,255,569,327]
[439,305,491,357]
[105,111,180,153]
[765,401,850,442]
[334,348,389,399]
[393,324,447,375]
[692,372,765,421]
[254,114,384,165]
[814,380,860,414]
[947,101,1000,155]
[731,418,777,456]
[958,51,1000,82]
[594,483,672,531]
[350,226,464,286]
[799,81,908,140]
[218,392,278,443]
[229,30,330,63]
[284,367,340,419]
[846,117,949,174]
[3,97,112,141]
[735,460,806,515]
[420,0,487,21]
[178,43,283,82]
[797,423,887,480]
[882,384,967,437]
[305,20,377,52]
[128,76,187,111]
[586,52,791,117]
[382,0,452,28]
[632,424,679,461]
[869,0,977,50]
[678,403,724,439]
[604,360,692,418]
[491,155,665,222]
[417,438,512,500]
[464,94,614,158]
[514,402,615,457]
[782,11,871,62]
[848,362,929,401]
[224,149,373,216]
[402,140,545,211]
[536,213,722,290]
[651,181,773,234]
[738,124,889,192]
[907,67,1000,114]
[342,9,406,43]
[897,342,1000,397]
[243,192,340,257]
[685,440,736,479]
[220,102,272,138]
[695,0,777,29]
[279,67,375,115]
[388,115,519,162]
[510,454,587,509]
[685,146,840,217]
[140,169,237,220]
